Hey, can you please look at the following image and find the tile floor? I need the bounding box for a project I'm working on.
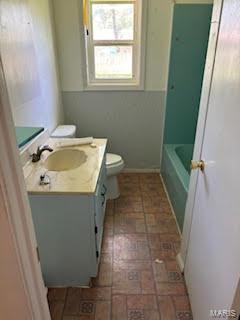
[48,173,192,320]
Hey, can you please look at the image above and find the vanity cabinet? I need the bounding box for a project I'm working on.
[94,169,107,260]
[29,157,107,287]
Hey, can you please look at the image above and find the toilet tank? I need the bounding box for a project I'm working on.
[51,125,76,138]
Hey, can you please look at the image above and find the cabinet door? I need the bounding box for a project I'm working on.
[94,162,107,258]
[100,159,107,219]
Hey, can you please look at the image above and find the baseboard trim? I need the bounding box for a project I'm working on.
[123,168,160,173]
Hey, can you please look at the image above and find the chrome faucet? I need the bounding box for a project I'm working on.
[31,145,53,162]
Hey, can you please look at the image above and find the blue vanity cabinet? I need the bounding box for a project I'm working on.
[29,157,107,287]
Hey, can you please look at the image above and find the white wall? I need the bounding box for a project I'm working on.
[0,0,64,133]
[63,91,165,169]
[28,0,64,131]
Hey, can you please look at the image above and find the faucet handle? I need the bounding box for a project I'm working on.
[39,145,53,152]
[39,173,51,185]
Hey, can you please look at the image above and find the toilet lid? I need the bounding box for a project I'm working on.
[51,125,76,138]
[106,153,123,166]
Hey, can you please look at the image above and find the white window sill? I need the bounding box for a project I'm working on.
[83,82,144,92]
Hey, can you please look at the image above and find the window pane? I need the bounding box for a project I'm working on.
[92,4,134,40]
[94,46,133,79]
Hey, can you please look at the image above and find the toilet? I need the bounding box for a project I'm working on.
[51,125,124,200]
[106,153,125,200]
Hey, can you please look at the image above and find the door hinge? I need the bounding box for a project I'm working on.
[36,247,40,262]
[95,226,98,234]
[96,250,99,258]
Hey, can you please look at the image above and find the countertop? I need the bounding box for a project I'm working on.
[24,138,107,195]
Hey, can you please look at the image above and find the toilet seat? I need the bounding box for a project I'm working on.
[106,153,124,177]
[106,153,123,167]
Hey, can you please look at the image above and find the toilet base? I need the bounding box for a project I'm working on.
[106,175,120,200]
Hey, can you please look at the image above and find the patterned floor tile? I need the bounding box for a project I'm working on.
[153,259,186,295]
[49,300,65,320]
[48,287,67,301]
[127,295,158,310]
[176,311,193,320]
[63,287,111,318]
[81,287,111,301]
[118,173,140,184]
[113,260,155,294]
[48,173,192,320]
[95,301,111,320]
[62,316,82,320]
[64,288,82,315]
[153,259,184,281]
[148,234,180,260]
[128,309,145,320]
[140,183,164,195]
[115,196,143,213]
[106,200,115,216]
[127,295,160,320]
[114,213,146,234]
[104,215,114,237]
[139,173,162,184]
[92,253,113,287]
[142,194,172,214]
[112,295,128,320]
[114,234,150,260]
[63,300,111,320]
[158,296,176,320]
[145,214,179,234]
[172,295,191,310]
[120,183,142,197]
[102,236,113,254]
[79,301,96,316]
[155,282,187,296]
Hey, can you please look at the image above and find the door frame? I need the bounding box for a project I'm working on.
[178,0,223,270]
[0,55,51,319]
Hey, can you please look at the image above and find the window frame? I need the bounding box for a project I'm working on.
[82,0,147,91]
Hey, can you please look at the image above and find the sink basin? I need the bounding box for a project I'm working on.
[44,149,87,171]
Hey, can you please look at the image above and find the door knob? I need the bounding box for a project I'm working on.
[191,160,205,171]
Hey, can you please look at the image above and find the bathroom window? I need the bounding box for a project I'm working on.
[83,0,146,90]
